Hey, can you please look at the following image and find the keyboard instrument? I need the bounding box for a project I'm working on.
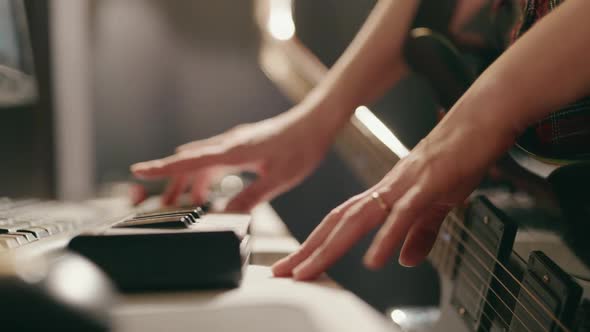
[0,197,130,253]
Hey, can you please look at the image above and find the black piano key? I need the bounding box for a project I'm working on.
[116,215,192,228]
[200,202,211,213]
[8,231,36,242]
[193,207,205,217]
[32,224,56,236]
[135,208,203,220]
[17,227,50,238]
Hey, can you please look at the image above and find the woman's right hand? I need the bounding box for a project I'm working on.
[130,106,339,211]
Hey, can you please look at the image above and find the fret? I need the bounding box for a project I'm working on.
[437,216,452,276]
[429,225,444,270]
[450,197,517,332]
[444,207,465,277]
[428,208,464,279]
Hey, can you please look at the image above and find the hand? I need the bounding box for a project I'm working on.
[272,110,517,280]
[130,108,337,211]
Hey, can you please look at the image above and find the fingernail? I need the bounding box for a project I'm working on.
[363,247,377,266]
[398,256,412,268]
[131,162,146,171]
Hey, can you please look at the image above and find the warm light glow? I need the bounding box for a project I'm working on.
[390,309,407,324]
[220,175,245,196]
[47,257,105,305]
[267,0,295,41]
[354,106,409,158]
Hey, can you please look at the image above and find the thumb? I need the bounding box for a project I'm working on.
[398,205,450,267]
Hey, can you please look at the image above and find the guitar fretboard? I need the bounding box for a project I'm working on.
[428,207,465,278]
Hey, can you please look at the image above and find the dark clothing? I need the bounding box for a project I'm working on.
[511,0,590,160]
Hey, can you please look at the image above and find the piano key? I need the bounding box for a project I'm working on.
[17,227,50,238]
[8,231,37,242]
[0,235,19,249]
[0,233,28,245]
[31,224,58,236]
[135,208,203,220]
[116,215,192,228]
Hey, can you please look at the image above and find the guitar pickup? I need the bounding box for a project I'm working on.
[451,196,517,332]
[509,251,581,332]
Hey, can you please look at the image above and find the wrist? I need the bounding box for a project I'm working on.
[297,92,355,137]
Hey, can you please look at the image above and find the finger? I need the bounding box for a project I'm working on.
[364,185,437,269]
[291,195,387,281]
[224,178,280,213]
[176,135,226,153]
[272,194,364,277]
[131,146,247,179]
[398,203,450,267]
[176,125,246,153]
[129,184,148,206]
[190,169,217,206]
[161,175,189,207]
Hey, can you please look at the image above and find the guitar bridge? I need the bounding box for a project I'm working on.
[450,196,517,332]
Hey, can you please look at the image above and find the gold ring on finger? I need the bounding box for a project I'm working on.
[371,191,390,212]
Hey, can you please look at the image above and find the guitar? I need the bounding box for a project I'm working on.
[399,3,590,331]
[255,0,590,330]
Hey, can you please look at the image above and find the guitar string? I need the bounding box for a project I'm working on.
[437,222,533,332]
[433,217,542,331]
[445,211,570,332]
[446,211,571,332]
[441,246,514,331]
[445,249,517,332]
[440,215,555,332]
[443,223,534,325]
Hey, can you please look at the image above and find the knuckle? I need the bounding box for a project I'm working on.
[394,199,413,217]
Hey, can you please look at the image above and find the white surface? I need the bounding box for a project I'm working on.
[114,204,397,332]
[114,266,397,332]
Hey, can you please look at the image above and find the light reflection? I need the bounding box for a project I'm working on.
[47,257,105,306]
[354,106,410,158]
[267,0,295,40]
[390,309,407,325]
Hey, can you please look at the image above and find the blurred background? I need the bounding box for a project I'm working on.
[1,0,441,312]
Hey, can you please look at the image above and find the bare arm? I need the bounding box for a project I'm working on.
[302,0,420,131]
[446,0,590,136]
[273,0,590,278]
[131,0,423,209]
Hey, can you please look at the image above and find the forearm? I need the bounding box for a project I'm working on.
[301,0,420,126]
[445,0,590,141]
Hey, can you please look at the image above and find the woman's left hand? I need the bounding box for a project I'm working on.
[272,109,517,280]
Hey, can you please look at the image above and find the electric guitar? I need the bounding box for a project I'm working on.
[400,4,590,331]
